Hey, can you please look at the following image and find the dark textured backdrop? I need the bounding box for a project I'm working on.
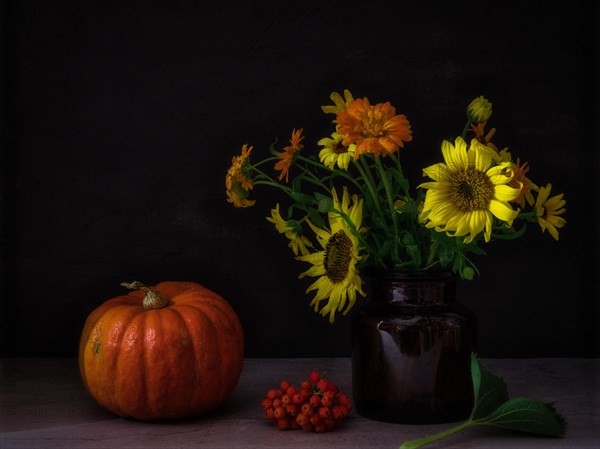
[1,0,598,358]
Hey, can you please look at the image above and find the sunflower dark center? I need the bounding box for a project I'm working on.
[324,230,353,283]
[450,167,495,211]
[334,141,348,155]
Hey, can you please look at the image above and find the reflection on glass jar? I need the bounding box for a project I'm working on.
[351,271,476,424]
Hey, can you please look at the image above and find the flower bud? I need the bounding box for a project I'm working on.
[467,96,493,123]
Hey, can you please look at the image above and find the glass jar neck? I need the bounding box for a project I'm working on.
[368,271,456,307]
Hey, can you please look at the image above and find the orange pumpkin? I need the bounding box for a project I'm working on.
[79,281,244,421]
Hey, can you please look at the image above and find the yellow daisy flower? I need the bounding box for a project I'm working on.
[419,137,521,243]
[266,204,313,256]
[535,183,566,241]
[321,89,355,115]
[467,96,493,123]
[318,132,355,170]
[296,187,365,323]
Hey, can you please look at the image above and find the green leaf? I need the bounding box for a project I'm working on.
[398,354,568,449]
[482,397,567,437]
[470,354,510,420]
[306,207,326,229]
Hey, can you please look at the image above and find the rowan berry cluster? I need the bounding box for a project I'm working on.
[260,371,352,432]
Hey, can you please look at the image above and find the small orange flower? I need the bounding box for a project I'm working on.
[336,97,412,159]
[509,159,537,206]
[470,122,499,153]
[274,128,304,182]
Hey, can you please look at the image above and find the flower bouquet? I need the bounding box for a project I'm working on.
[225,90,566,323]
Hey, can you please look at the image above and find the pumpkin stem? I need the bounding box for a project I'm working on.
[120,281,170,310]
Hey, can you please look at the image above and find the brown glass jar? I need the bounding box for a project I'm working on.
[351,271,476,424]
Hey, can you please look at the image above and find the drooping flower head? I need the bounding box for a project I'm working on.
[318,132,355,170]
[467,96,493,123]
[296,187,365,323]
[274,128,304,183]
[535,183,566,241]
[225,144,255,208]
[419,137,521,243]
[336,97,412,159]
[266,204,313,256]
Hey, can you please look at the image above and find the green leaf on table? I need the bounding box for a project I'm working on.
[399,353,567,449]
[482,397,567,436]
[470,353,509,420]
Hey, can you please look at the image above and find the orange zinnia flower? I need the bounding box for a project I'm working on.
[336,97,412,159]
[274,128,304,182]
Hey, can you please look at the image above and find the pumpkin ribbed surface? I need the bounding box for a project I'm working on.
[79,281,244,421]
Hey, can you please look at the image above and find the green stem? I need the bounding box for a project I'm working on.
[399,420,474,449]
[354,157,389,234]
[374,155,399,233]
[120,282,170,311]
[461,118,473,140]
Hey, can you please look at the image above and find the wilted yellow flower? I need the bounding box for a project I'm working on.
[225,144,255,207]
[535,183,566,241]
[267,204,313,256]
[321,89,355,115]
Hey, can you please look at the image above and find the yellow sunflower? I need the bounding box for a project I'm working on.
[318,132,355,170]
[535,183,566,241]
[296,187,365,323]
[419,137,521,243]
[266,204,313,256]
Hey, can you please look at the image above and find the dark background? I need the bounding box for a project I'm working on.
[1,0,598,358]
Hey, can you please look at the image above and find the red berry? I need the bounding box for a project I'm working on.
[317,379,328,392]
[300,380,312,391]
[314,422,326,433]
[285,403,298,416]
[292,393,304,405]
[273,406,287,420]
[281,394,291,405]
[309,395,321,407]
[276,418,290,430]
[301,402,313,416]
[318,406,331,419]
[280,380,291,392]
[309,413,321,426]
[309,371,321,384]
[265,408,275,420]
[332,405,345,420]
[296,413,310,427]
[321,395,333,407]
[266,389,279,400]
